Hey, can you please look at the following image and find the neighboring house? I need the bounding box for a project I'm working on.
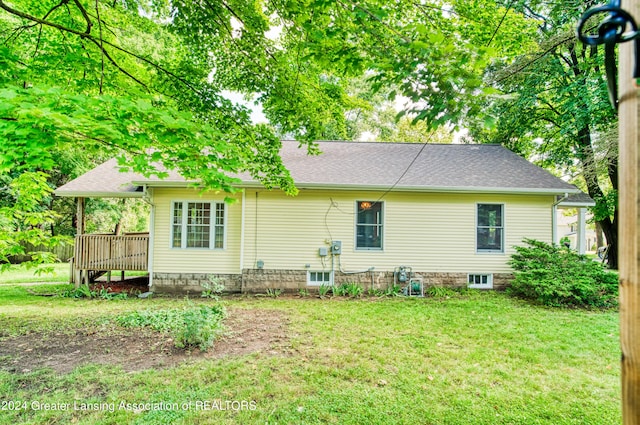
[55,141,593,293]
[556,209,599,252]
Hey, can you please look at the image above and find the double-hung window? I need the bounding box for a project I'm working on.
[477,204,504,252]
[356,201,383,250]
[172,201,225,249]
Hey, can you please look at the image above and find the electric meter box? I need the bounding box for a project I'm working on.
[331,240,342,255]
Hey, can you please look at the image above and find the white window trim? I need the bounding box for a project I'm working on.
[170,200,227,250]
[476,203,505,254]
[307,270,334,286]
[468,273,493,289]
[354,200,384,251]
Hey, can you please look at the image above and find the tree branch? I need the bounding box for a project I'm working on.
[72,0,92,35]
[94,0,104,94]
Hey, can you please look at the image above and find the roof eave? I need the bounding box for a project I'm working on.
[54,190,144,198]
[89,180,580,196]
[557,201,596,207]
[131,180,199,187]
[237,181,580,195]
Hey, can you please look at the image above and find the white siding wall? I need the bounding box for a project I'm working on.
[242,189,553,274]
[151,188,242,274]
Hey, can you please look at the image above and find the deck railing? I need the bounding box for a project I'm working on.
[73,233,149,272]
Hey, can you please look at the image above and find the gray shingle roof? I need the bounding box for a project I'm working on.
[557,192,596,206]
[55,158,144,197]
[55,141,581,197]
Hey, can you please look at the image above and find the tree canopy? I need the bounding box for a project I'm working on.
[464,0,619,267]
[1,0,616,267]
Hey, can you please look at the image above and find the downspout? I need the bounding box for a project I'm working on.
[552,193,570,245]
[142,185,155,289]
[239,190,246,292]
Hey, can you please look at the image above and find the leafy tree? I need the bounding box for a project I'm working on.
[465,1,619,268]
[0,0,537,269]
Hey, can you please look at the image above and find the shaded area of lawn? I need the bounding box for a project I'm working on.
[0,263,149,285]
[0,263,70,284]
[0,287,620,424]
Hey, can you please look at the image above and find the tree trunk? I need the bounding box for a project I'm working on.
[595,222,604,248]
[600,216,618,269]
[576,126,618,268]
[568,43,619,268]
[113,198,126,235]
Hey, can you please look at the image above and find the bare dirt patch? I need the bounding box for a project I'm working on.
[0,308,288,375]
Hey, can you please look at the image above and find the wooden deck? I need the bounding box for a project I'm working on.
[72,233,149,285]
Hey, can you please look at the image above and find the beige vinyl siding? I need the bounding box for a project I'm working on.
[151,188,242,274]
[243,190,553,274]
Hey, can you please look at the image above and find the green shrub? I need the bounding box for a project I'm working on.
[116,304,225,351]
[509,239,618,308]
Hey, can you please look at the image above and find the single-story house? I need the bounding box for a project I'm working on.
[55,141,593,293]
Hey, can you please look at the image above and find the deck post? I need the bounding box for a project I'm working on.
[76,197,85,236]
[619,2,640,421]
[73,197,86,288]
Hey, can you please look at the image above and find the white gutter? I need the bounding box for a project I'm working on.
[237,182,581,195]
[135,180,581,196]
[54,191,144,198]
[556,201,597,207]
[552,193,570,245]
[141,185,155,289]
[131,180,200,187]
[239,190,246,274]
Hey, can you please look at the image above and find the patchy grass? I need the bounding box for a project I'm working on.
[0,287,620,424]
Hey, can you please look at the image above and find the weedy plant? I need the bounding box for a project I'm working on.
[298,288,310,297]
[344,282,363,298]
[367,288,384,297]
[201,277,225,300]
[59,284,128,300]
[116,303,225,351]
[332,283,348,297]
[265,288,283,298]
[318,283,332,299]
[384,284,402,297]
[332,282,363,298]
[426,286,458,298]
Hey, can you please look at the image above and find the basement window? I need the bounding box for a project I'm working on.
[468,274,493,289]
[308,271,333,286]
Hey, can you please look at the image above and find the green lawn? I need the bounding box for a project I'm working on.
[0,263,71,284]
[0,263,148,284]
[0,287,621,424]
